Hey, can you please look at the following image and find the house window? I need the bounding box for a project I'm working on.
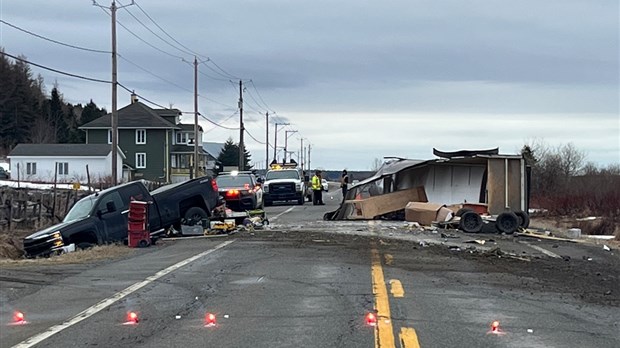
[26,162,37,175]
[58,162,69,175]
[136,153,146,169]
[108,130,119,144]
[136,129,146,144]
[176,132,188,144]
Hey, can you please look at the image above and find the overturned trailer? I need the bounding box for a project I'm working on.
[327,148,530,228]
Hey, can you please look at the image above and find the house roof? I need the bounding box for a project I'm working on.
[8,144,126,158]
[79,102,180,130]
[202,142,225,158]
[178,123,204,132]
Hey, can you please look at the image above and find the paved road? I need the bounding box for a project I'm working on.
[1,186,619,347]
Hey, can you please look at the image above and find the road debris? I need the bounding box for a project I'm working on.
[464,239,486,245]
[603,245,611,251]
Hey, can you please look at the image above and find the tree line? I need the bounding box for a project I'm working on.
[0,50,108,156]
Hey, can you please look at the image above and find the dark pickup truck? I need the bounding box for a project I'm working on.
[23,177,220,258]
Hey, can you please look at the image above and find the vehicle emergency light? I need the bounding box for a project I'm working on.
[205,313,217,327]
[365,312,377,326]
[226,189,240,197]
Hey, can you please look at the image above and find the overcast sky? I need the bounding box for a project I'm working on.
[1,0,618,170]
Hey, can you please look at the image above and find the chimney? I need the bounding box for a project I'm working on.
[131,92,139,104]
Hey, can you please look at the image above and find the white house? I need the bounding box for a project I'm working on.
[8,144,125,184]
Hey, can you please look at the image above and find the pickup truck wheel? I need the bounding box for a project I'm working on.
[184,207,208,226]
[297,195,305,205]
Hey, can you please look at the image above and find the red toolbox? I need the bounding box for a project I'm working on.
[128,201,151,248]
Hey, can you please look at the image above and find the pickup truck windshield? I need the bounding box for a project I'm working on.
[216,175,252,187]
[63,196,95,222]
[266,170,299,180]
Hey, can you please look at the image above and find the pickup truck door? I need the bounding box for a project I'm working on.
[95,191,128,242]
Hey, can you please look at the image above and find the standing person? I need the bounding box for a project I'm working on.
[340,169,349,202]
[311,170,324,205]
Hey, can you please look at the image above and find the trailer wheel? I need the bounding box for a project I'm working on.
[455,208,474,217]
[459,211,483,233]
[515,210,530,228]
[184,207,208,226]
[496,212,519,234]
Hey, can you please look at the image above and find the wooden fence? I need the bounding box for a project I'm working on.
[0,187,89,231]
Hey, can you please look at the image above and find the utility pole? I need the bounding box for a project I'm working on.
[273,122,289,162]
[307,144,312,172]
[284,130,297,163]
[94,0,134,185]
[193,56,199,178]
[265,112,269,170]
[300,138,304,172]
[238,80,244,170]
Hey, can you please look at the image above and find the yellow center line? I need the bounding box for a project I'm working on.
[389,279,405,298]
[400,327,421,348]
[371,247,396,348]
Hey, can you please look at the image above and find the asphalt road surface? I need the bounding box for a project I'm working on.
[1,185,619,347]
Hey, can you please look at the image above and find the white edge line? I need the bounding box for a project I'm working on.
[270,206,295,221]
[12,240,235,348]
[527,244,561,259]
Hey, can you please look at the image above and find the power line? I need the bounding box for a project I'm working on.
[249,79,274,112]
[0,51,111,84]
[0,19,110,54]
[133,1,207,60]
[203,111,239,134]
[117,83,168,109]
[117,0,193,58]
[206,58,240,80]
[118,54,192,93]
[200,61,239,80]
[198,68,233,82]
[245,129,266,145]
[199,113,239,130]
[97,6,186,61]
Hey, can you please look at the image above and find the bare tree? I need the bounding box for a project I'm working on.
[559,142,585,177]
[370,158,383,171]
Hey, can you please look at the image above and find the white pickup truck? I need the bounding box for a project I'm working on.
[262,169,306,206]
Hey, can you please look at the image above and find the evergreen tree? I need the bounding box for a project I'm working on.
[215,138,253,174]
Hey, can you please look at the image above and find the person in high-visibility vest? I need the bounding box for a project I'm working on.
[311,170,324,205]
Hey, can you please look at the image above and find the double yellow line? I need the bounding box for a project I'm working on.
[371,248,421,348]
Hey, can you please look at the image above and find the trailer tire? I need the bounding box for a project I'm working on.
[496,212,519,234]
[459,211,483,233]
[183,207,208,226]
[455,208,474,217]
[515,210,530,228]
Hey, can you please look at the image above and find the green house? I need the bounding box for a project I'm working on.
[79,96,208,183]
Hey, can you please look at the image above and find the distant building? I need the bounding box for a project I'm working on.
[202,142,225,176]
[79,94,209,183]
[8,144,125,183]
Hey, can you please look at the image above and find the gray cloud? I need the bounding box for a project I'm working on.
[1,0,617,169]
